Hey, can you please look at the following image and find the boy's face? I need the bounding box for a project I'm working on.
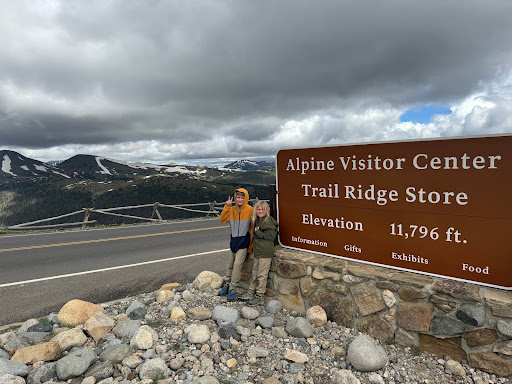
[235,193,245,206]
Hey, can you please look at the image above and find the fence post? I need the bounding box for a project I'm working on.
[152,203,163,221]
[269,184,278,220]
[82,208,92,229]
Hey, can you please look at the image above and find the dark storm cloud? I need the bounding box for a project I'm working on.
[0,0,511,161]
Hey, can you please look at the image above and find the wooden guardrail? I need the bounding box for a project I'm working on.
[7,199,265,230]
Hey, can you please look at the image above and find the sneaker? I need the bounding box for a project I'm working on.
[248,294,264,306]
[227,289,237,302]
[218,283,229,296]
[238,291,254,301]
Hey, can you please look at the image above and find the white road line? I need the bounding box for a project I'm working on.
[0,248,228,288]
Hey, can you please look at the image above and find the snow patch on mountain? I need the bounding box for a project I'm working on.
[2,155,16,176]
[96,157,112,175]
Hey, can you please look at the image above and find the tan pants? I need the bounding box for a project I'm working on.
[249,257,272,296]
[224,248,248,293]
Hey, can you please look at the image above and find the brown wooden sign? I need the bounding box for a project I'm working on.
[276,135,511,289]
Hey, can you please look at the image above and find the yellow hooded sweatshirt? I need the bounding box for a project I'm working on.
[220,188,254,253]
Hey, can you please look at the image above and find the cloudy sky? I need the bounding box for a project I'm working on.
[1,0,511,165]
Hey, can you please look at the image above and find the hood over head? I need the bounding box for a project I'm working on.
[235,187,250,208]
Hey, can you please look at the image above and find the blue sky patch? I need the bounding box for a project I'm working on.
[400,104,452,124]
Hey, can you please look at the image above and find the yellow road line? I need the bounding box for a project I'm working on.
[0,225,229,253]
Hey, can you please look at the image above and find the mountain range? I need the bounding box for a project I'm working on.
[0,150,274,180]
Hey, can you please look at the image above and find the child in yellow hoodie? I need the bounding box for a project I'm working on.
[218,188,254,301]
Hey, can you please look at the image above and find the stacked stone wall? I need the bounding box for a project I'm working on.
[240,246,512,377]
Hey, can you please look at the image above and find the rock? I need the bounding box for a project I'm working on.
[55,347,97,380]
[368,374,385,384]
[84,313,115,342]
[11,342,60,364]
[465,329,499,347]
[26,362,57,384]
[84,362,114,380]
[496,319,512,337]
[241,307,260,320]
[188,306,212,320]
[18,320,39,333]
[212,306,239,324]
[255,316,274,329]
[0,353,6,361]
[3,333,49,352]
[125,301,147,320]
[357,316,394,341]
[331,369,361,384]
[0,374,26,384]
[397,286,427,301]
[122,355,143,369]
[381,290,396,308]
[112,320,141,341]
[430,315,465,336]
[185,324,211,344]
[312,267,341,281]
[26,323,53,333]
[276,259,307,278]
[197,376,220,384]
[493,340,512,356]
[0,359,29,377]
[50,328,88,351]
[169,357,184,370]
[99,344,132,363]
[130,325,158,350]
[138,358,168,380]
[271,327,288,339]
[394,328,418,347]
[155,290,174,303]
[469,352,512,377]
[396,302,433,332]
[350,282,386,316]
[434,280,480,301]
[306,306,327,327]
[170,307,186,321]
[247,347,269,359]
[275,277,306,314]
[456,304,485,326]
[418,334,466,361]
[58,300,104,327]
[285,317,314,338]
[0,333,15,349]
[310,291,354,327]
[265,300,283,315]
[226,358,237,369]
[445,359,465,376]
[217,322,239,340]
[160,282,181,291]
[347,335,388,372]
[193,271,223,291]
[283,350,308,363]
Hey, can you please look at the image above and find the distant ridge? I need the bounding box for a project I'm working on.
[0,151,274,181]
[0,150,70,179]
[221,159,274,171]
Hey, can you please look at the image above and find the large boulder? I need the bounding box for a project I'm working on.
[347,335,388,372]
[11,342,60,364]
[193,271,223,291]
[57,300,104,327]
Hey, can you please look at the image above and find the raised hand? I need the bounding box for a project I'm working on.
[226,195,234,205]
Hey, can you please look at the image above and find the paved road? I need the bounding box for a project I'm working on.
[0,219,230,326]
